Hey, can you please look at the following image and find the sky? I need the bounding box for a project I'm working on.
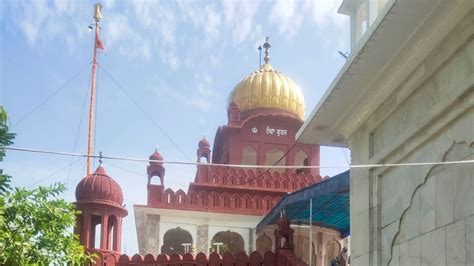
[1,0,351,254]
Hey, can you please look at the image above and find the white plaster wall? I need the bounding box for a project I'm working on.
[348,8,474,266]
[134,207,261,255]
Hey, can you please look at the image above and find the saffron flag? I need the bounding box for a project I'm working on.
[96,34,106,50]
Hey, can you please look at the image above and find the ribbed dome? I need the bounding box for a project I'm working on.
[228,63,305,120]
[149,149,164,165]
[75,165,124,206]
[198,137,210,149]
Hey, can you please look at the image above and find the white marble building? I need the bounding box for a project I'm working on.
[298,0,473,265]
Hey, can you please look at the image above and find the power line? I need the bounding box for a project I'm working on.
[28,157,84,188]
[12,63,91,129]
[5,146,474,169]
[97,64,192,162]
[103,161,190,188]
[240,141,298,186]
[66,74,91,188]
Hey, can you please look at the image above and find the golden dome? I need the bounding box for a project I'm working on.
[228,63,305,120]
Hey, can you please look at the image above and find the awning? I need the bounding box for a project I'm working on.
[256,171,350,238]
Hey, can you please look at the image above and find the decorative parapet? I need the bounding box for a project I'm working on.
[146,185,283,216]
[93,250,307,266]
[196,165,322,191]
[146,166,324,215]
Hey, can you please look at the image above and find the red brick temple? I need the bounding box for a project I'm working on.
[73,37,347,266]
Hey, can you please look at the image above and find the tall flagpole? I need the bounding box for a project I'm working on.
[87,3,102,175]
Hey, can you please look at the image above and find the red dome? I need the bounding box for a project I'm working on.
[75,165,124,207]
[198,137,210,149]
[149,149,164,165]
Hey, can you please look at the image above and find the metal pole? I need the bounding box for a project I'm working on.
[258,46,262,69]
[309,199,313,266]
[87,6,101,175]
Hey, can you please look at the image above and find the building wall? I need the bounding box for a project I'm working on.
[348,9,473,266]
[134,206,262,255]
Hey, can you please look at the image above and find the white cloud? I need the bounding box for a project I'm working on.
[176,2,222,48]
[203,6,221,47]
[197,74,214,97]
[223,0,261,44]
[133,0,177,44]
[305,0,346,28]
[188,98,212,112]
[269,0,303,37]
[156,72,217,112]
[10,0,86,49]
[6,0,347,70]
[159,49,180,71]
[104,13,152,60]
[268,0,347,39]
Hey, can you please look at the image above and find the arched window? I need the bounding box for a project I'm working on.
[274,180,280,188]
[241,145,257,165]
[292,181,297,190]
[256,234,273,255]
[264,148,286,173]
[108,215,118,251]
[213,194,219,206]
[266,199,272,210]
[199,193,208,206]
[255,197,262,209]
[149,174,162,185]
[94,223,101,248]
[90,213,102,249]
[189,192,197,205]
[161,227,193,255]
[234,196,241,208]
[244,196,251,209]
[199,153,209,163]
[211,231,244,254]
[176,190,186,204]
[223,195,230,207]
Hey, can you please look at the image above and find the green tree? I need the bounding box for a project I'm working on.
[0,107,94,265]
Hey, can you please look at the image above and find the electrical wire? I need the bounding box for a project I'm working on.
[12,63,91,129]
[5,146,474,169]
[97,64,192,162]
[103,161,190,188]
[240,141,298,185]
[66,74,91,188]
[28,157,84,188]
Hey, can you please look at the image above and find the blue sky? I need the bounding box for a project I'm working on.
[1,0,350,254]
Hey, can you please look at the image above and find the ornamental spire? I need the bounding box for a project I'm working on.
[263,36,271,64]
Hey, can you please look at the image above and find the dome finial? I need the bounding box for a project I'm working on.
[263,36,271,64]
[99,151,103,165]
